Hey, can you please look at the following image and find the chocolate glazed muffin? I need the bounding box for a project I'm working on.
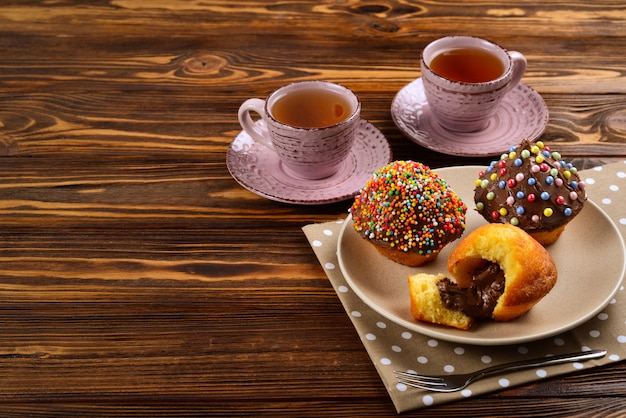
[474,139,587,245]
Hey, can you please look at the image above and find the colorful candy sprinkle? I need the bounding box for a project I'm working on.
[351,161,466,253]
[473,139,587,234]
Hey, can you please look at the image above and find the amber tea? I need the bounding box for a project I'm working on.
[429,47,505,83]
[271,89,353,128]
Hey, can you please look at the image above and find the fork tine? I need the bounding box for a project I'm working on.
[397,381,448,391]
[393,370,445,382]
[393,371,447,388]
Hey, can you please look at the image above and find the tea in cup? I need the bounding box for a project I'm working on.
[420,36,527,132]
[238,81,361,180]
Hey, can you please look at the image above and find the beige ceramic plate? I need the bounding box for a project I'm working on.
[337,166,626,345]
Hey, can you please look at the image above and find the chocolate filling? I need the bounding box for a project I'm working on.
[437,262,505,319]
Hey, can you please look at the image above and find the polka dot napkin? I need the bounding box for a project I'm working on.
[302,162,626,413]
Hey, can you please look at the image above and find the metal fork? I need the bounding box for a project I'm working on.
[394,349,606,392]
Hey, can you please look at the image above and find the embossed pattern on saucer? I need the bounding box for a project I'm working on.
[391,78,549,157]
[227,119,392,205]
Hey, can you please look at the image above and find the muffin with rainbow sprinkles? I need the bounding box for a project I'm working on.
[350,160,467,267]
[474,139,587,246]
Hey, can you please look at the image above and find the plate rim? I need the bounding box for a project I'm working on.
[337,165,626,345]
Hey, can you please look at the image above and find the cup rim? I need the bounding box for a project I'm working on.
[264,80,361,131]
[421,36,513,85]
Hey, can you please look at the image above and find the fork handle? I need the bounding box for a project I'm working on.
[476,349,607,379]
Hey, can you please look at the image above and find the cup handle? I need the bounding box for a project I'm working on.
[237,98,274,150]
[506,51,527,93]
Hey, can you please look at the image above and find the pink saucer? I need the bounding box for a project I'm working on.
[391,78,549,157]
[227,119,392,205]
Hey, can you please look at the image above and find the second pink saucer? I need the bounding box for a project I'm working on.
[391,78,549,157]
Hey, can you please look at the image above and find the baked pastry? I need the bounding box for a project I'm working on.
[447,223,558,321]
[350,160,467,267]
[474,139,587,245]
[408,273,474,330]
[408,223,558,328]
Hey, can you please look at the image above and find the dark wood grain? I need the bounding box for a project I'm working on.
[0,1,625,416]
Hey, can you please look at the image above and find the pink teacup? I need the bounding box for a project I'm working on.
[420,36,527,133]
[238,81,361,180]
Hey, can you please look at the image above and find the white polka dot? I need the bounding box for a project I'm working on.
[589,330,601,338]
[593,166,603,172]
[602,198,612,205]
[376,321,387,329]
[422,395,434,406]
[351,310,361,317]
[454,347,465,355]
[312,240,323,247]
[499,378,510,387]
[582,345,591,352]
[620,218,626,225]
[427,339,439,347]
[609,354,620,361]
[417,356,428,364]
[553,338,565,346]
[536,369,547,378]
[401,332,412,340]
[597,312,609,320]
[617,335,626,343]
[481,355,492,364]
[610,298,617,304]
[366,333,376,341]
[338,285,349,293]
[323,229,333,236]
[610,185,620,192]
[396,383,407,391]
[518,346,529,355]
[392,345,402,353]
[586,177,596,185]
[444,364,455,373]
[618,171,626,178]
[573,362,584,370]
[461,389,472,397]
[380,357,391,365]
[324,262,335,270]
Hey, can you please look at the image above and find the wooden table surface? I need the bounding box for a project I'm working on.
[1,1,625,416]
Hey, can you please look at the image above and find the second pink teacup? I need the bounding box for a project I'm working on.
[420,36,527,133]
